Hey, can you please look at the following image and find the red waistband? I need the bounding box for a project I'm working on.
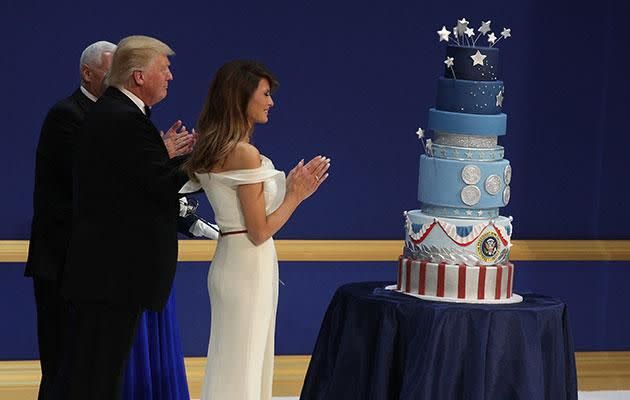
[220,229,248,237]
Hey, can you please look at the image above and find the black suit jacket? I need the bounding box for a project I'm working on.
[26,89,93,281]
[63,87,188,311]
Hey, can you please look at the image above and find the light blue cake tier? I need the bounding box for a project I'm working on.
[436,77,504,115]
[418,155,511,210]
[428,108,507,136]
[431,143,504,161]
[420,203,499,219]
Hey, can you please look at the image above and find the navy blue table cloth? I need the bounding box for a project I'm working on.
[301,282,577,400]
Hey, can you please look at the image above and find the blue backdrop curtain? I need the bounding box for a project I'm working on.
[2,0,628,240]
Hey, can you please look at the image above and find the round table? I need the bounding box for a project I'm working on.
[300,281,577,400]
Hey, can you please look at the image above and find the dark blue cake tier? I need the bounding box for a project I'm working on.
[436,77,504,115]
[427,108,507,136]
[444,45,499,81]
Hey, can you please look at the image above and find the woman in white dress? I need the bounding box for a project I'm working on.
[181,60,330,400]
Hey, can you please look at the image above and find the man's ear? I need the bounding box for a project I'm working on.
[132,70,144,86]
[80,64,91,83]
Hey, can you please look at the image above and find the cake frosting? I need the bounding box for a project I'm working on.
[393,19,521,303]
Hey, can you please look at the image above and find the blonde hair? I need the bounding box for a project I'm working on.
[183,60,278,180]
[106,35,174,87]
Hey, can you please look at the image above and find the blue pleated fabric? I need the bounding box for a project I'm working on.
[123,288,190,400]
[301,282,578,400]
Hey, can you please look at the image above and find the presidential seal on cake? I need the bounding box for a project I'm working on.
[391,18,522,303]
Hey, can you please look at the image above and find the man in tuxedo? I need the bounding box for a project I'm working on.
[25,40,117,400]
[27,39,206,399]
[61,35,192,399]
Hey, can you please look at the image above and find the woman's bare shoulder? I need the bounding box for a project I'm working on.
[221,142,261,171]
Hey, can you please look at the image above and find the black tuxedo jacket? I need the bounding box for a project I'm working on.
[63,87,188,311]
[26,89,93,281]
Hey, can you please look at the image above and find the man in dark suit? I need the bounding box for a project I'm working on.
[28,38,213,400]
[61,35,191,400]
[25,40,117,400]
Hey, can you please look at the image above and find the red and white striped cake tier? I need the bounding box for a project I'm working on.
[390,256,522,304]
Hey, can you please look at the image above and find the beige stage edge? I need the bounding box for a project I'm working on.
[2,240,630,262]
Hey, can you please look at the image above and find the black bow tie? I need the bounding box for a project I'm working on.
[144,105,152,118]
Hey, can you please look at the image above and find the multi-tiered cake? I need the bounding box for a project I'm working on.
[394,19,521,303]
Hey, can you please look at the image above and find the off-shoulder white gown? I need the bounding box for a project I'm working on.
[182,156,285,400]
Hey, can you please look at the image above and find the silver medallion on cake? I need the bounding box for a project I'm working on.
[503,186,511,205]
[461,185,481,206]
[504,164,512,185]
[461,165,481,184]
[484,174,502,195]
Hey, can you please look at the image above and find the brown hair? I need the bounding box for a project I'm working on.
[183,60,278,180]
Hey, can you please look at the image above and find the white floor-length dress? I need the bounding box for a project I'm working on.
[183,156,285,400]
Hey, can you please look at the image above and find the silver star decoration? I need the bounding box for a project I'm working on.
[478,20,491,35]
[501,28,511,39]
[496,90,504,107]
[466,210,473,216]
[470,50,487,66]
[477,210,484,216]
[416,127,425,139]
[453,209,460,215]
[487,32,497,45]
[465,27,475,38]
[453,149,460,157]
[437,26,451,42]
[465,151,473,159]
[444,56,454,68]
[440,149,448,157]
[456,18,469,35]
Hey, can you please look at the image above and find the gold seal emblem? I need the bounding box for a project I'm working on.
[476,231,501,263]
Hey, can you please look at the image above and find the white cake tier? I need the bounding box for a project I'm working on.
[394,256,522,304]
[404,209,513,266]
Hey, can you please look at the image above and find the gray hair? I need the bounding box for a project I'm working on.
[79,40,117,69]
[106,35,174,88]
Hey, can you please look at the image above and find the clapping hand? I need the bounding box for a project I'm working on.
[286,155,331,203]
[161,120,198,158]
